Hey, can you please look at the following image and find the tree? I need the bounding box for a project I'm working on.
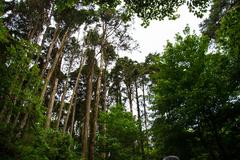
[98,105,140,160]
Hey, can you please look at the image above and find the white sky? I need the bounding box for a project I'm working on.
[121,5,208,62]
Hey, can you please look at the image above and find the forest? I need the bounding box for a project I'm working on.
[0,0,239,160]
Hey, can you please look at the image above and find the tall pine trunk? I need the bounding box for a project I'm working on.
[46,78,59,128]
[135,81,145,159]
[89,52,104,160]
[40,28,69,103]
[41,24,61,77]
[82,52,95,160]
[63,57,85,133]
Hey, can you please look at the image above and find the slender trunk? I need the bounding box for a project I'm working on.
[57,51,76,129]
[142,82,149,158]
[41,24,60,77]
[63,57,85,133]
[56,80,68,128]
[127,85,133,113]
[6,109,12,124]
[101,65,108,160]
[117,81,122,105]
[82,54,95,160]
[70,98,77,135]
[135,81,145,159]
[89,51,105,160]
[45,78,59,128]
[20,113,28,129]
[40,28,69,103]
[142,83,148,130]
[13,112,20,128]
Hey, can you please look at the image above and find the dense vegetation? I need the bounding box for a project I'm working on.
[0,0,239,160]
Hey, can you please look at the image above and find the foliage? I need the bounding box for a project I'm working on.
[98,105,140,160]
[150,23,240,159]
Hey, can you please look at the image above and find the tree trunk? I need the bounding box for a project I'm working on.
[13,112,20,128]
[63,57,85,133]
[40,28,69,103]
[45,78,59,128]
[70,98,77,135]
[127,85,133,113]
[142,82,149,158]
[41,24,60,77]
[135,81,145,160]
[56,80,68,129]
[82,54,95,160]
[20,113,28,129]
[89,51,105,160]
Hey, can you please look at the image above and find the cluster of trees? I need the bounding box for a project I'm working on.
[0,0,239,160]
[150,1,240,159]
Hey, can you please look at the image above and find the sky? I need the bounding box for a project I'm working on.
[121,5,208,62]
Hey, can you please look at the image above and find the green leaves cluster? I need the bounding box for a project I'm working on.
[98,105,140,160]
[150,7,240,159]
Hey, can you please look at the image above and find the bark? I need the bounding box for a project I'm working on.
[13,112,20,128]
[6,109,12,124]
[142,82,149,158]
[40,28,69,103]
[101,67,108,160]
[82,54,95,160]
[56,80,68,128]
[89,51,105,160]
[142,83,148,130]
[63,57,85,133]
[70,98,77,135]
[135,81,145,160]
[20,113,28,129]
[41,24,60,77]
[127,85,133,113]
[45,78,59,128]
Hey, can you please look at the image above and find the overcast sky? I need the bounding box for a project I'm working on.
[121,5,208,62]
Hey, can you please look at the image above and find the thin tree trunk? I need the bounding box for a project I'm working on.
[45,78,59,128]
[127,85,133,113]
[101,65,108,160]
[135,81,145,159]
[56,80,68,128]
[82,54,95,160]
[20,113,28,129]
[13,112,20,128]
[70,98,77,135]
[41,24,60,77]
[89,51,105,160]
[40,28,69,103]
[63,57,85,133]
[142,82,149,159]
[6,109,12,124]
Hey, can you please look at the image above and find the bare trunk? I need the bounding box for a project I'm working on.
[127,85,133,113]
[40,28,69,103]
[142,82,149,158]
[41,24,60,77]
[135,81,145,159]
[82,54,95,160]
[56,80,68,128]
[63,57,85,133]
[70,98,77,135]
[13,112,20,128]
[89,51,105,160]
[20,113,28,129]
[45,78,59,128]
[6,109,12,124]
[101,68,108,160]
